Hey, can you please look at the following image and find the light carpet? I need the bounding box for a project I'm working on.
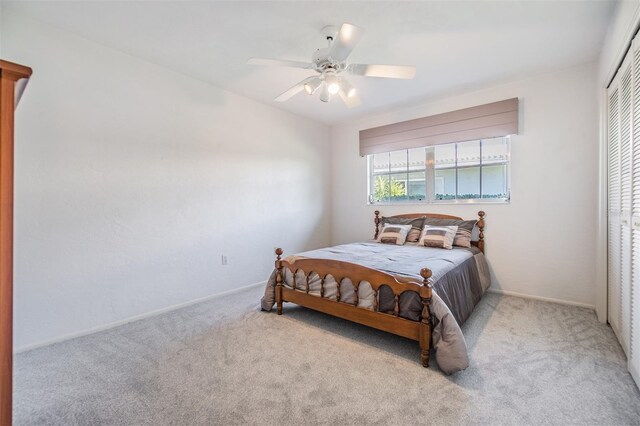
[14,286,640,425]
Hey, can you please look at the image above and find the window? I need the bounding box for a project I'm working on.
[368,137,510,204]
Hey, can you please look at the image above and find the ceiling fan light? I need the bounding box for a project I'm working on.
[304,77,322,95]
[319,83,330,102]
[324,73,341,95]
[341,80,356,97]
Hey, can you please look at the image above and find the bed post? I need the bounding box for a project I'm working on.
[374,210,381,239]
[419,267,433,368]
[477,211,485,254]
[275,248,284,315]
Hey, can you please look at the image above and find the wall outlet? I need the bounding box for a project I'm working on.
[221,255,228,265]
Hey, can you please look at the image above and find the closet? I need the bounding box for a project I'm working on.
[607,33,640,385]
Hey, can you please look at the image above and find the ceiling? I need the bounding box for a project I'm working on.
[3,1,616,124]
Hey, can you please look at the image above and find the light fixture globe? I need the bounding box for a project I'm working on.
[341,79,356,98]
[304,77,322,95]
[319,82,330,102]
[324,73,341,95]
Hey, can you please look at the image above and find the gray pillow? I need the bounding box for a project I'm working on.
[377,224,412,245]
[381,216,425,242]
[422,218,476,248]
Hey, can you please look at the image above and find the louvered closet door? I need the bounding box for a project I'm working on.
[620,57,633,356]
[630,36,640,385]
[610,32,640,388]
[609,75,622,340]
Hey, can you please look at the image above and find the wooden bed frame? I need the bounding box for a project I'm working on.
[274,210,485,368]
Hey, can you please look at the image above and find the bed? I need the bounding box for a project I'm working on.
[261,211,489,374]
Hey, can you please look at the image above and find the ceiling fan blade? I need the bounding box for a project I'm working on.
[274,77,316,102]
[339,89,362,108]
[329,23,364,62]
[348,64,416,79]
[247,58,314,69]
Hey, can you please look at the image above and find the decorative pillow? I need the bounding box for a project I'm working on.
[381,217,425,242]
[423,218,476,248]
[377,224,412,245]
[418,225,458,250]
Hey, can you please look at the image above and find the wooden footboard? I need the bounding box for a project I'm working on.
[273,248,433,367]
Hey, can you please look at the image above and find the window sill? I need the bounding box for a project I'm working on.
[367,198,510,206]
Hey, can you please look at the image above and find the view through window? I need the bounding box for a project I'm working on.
[368,137,510,204]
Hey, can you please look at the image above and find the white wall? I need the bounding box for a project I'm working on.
[598,1,640,86]
[330,62,599,307]
[2,12,331,350]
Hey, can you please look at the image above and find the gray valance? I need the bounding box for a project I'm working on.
[359,98,519,156]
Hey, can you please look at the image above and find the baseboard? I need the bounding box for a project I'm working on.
[486,288,595,310]
[14,280,266,353]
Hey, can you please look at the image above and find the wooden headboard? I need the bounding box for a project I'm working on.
[373,210,486,253]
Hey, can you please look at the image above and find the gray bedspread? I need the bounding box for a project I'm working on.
[261,241,490,374]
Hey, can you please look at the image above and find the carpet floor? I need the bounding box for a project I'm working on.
[14,286,640,425]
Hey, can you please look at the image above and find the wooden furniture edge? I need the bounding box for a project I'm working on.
[476,210,486,253]
[0,60,32,81]
[0,59,32,426]
[374,210,486,254]
[274,248,433,367]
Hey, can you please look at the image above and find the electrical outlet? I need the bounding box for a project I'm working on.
[221,255,228,265]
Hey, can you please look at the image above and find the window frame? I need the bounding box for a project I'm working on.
[366,137,511,205]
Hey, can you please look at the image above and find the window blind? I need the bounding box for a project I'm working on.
[359,98,519,156]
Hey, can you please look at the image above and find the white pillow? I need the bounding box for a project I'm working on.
[377,224,412,245]
[418,225,459,250]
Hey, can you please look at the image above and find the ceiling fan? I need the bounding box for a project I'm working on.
[247,23,417,108]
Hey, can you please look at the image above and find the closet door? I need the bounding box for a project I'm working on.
[609,73,622,341]
[620,56,633,356]
[630,36,640,385]
[609,31,640,388]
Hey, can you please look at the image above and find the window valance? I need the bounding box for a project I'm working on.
[359,98,519,156]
